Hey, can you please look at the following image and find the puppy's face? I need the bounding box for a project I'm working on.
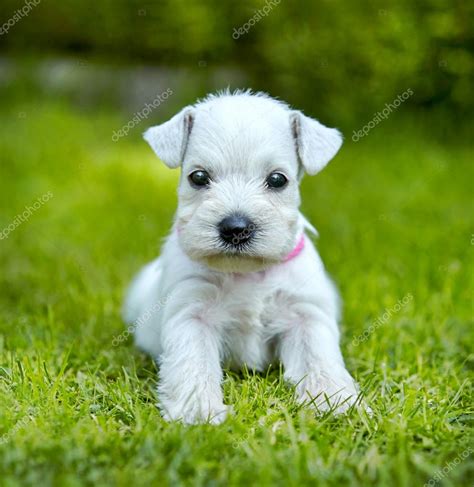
[177,118,300,272]
[144,92,342,272]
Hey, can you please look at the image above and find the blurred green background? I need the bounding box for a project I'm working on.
[0,1,473,485]
[0,0,473,126]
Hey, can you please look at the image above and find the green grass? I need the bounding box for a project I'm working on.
[0,98,472,486]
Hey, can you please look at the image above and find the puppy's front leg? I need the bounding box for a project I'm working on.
[279,304,360,414]
[158,311,227,424]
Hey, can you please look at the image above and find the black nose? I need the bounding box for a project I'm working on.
[218,214,256,245]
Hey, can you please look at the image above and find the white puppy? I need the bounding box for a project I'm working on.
[123,90,363,424]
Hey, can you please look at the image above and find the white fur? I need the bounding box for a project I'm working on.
[124,90,364,424]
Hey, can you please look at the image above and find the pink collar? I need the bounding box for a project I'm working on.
[283,234,305,263]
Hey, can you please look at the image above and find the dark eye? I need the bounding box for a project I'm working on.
[266,172,288,189]
[189,170,211,188]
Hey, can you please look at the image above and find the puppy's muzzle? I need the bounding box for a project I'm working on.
[218,214,256,246]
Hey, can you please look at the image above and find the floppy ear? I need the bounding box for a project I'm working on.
[290,111,343,176]
[143,107,195,168]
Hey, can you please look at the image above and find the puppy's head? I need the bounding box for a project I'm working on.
[144,91,342,272]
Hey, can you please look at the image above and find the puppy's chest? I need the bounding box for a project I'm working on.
[215,273,281,334]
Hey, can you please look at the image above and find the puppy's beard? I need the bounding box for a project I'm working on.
[180,237,294,273]
[202,254,279,273]
[177,213,300,273]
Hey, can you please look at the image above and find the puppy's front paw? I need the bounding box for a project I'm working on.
[160,394,230,425]
[296,366,366,415]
